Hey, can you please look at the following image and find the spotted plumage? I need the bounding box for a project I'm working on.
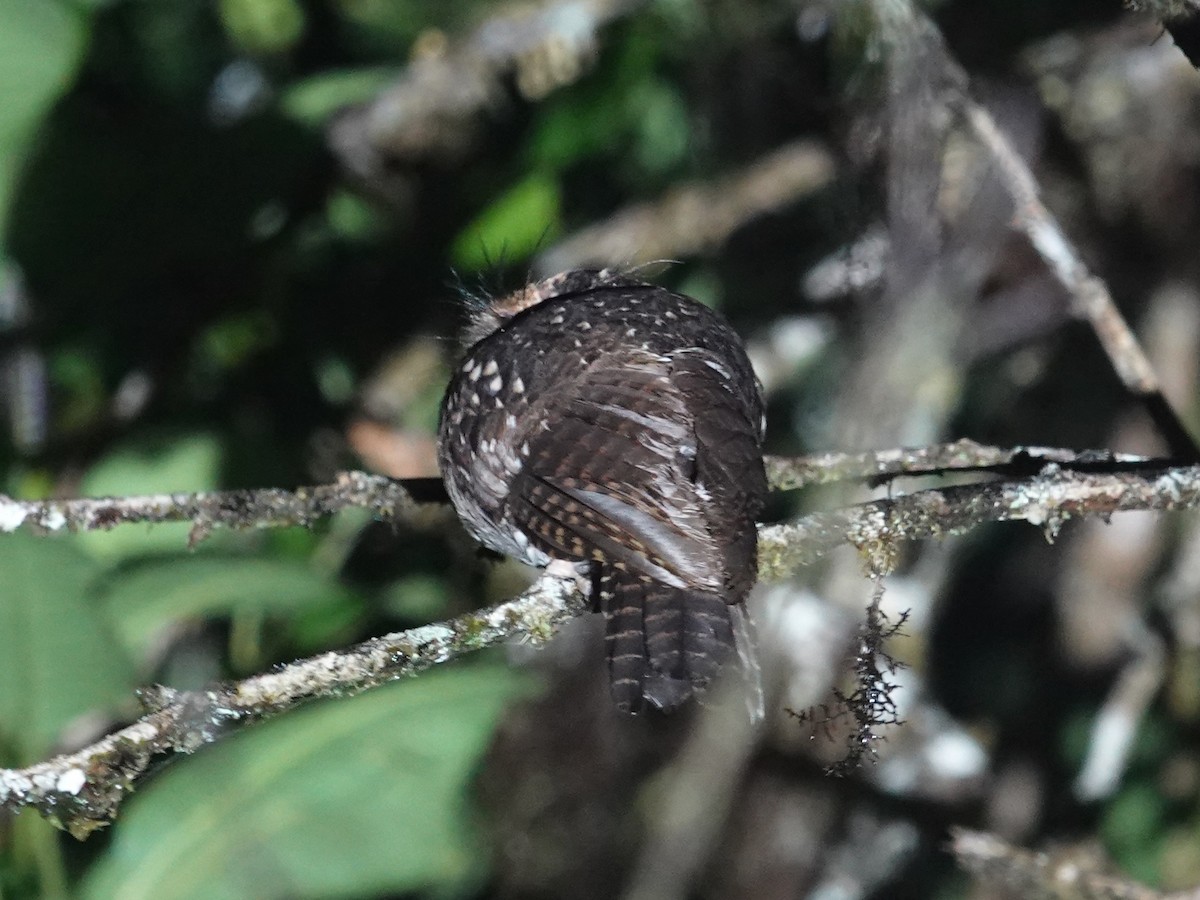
[438,269,767,714]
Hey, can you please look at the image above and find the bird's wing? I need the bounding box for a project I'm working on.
[505,346,762,595]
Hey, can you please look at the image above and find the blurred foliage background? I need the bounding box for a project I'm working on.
[4,0,1200,897]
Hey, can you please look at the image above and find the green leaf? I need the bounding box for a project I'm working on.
[279,68,398,127]
[1102,780,1166,885]
[450,172,561,270]
[76,434,223,563]
[218,0,306,56]
[631,80,690,174]
[525,24,661,173]
[0,532,135,760]
[99,555,362,657]
[80,664,529,900]
[0,0,84,233]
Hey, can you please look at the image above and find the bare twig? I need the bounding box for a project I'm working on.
[534,140,836,274]
[961,105,1159,394]
[764,439,1151,491]
[758,462,1200,577]
[950,826,1193,899]
[329,0,643,184]
[0,443,1160,542]
[957,57,1199,461]
[0,470,426,546]
[865,0,1199,459]
[0,572,587,838]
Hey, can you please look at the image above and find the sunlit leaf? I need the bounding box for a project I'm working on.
[218,0,306,56]
[450,172,561,270]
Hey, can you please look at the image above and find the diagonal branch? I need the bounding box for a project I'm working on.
[6,457,1200,836]
[960,100,1200,461]
[863,0,1199,460]
[0,572,588,838]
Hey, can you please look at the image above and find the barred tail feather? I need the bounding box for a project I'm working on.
[604,575,736,714]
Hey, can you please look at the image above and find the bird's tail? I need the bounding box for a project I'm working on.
[603,574,737,714]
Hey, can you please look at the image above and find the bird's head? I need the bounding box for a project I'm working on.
[457,267,635,348]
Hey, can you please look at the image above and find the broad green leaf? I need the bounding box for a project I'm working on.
[76,434,223,562]
[0,0,84,231]
[0,532,135,760]
[98,555,362,657]
[81,664,530,900]
[450,172,561,270]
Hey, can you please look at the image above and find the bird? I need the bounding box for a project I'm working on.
[437,268,767,714]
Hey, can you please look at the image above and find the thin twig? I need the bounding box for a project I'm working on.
[868,0,1199,460]
[764,439,1153,491]
[958,60,1200,461]
[329,0,644,183]
[0,443,1163,541]
[758,462,1200,577]
[534,140,836,275]
[0,471,426,546]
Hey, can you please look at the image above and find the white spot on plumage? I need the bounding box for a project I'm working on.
[488,374,503,393]
[483,360,499,376]
[579,321,591,331]
[513,376,524,394]
[550,314,564,325]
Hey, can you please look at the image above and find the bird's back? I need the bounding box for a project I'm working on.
[439,273,766,712]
